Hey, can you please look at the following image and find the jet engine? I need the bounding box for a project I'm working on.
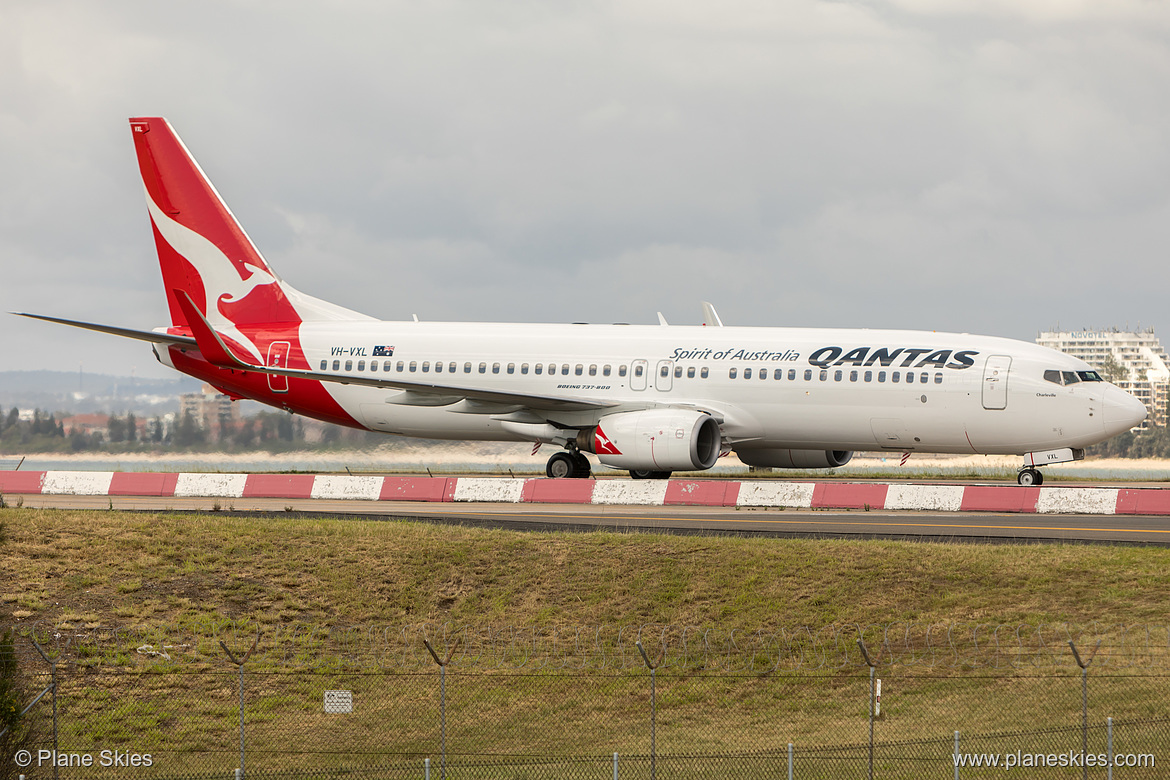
[576,409,721,472]
[736,448,853,469]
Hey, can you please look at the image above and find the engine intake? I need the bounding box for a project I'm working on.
[577,409,721,472]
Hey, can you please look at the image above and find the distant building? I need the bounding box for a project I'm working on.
[1037,329,1169,430]
[179,384,241,441]
[60,413,110,438]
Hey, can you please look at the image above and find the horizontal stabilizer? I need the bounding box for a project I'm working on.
[13,312,197,347]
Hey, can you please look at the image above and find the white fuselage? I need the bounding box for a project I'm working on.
[188,320,1143,456]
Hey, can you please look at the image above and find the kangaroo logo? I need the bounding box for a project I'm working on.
[146,191,281,364]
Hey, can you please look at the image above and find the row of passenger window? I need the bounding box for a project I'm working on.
[730,367,944,384]
[319,358,942,385]
[321,359,647,377]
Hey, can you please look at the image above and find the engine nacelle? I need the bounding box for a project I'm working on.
[736,448,854,469]
[577,409,721,472]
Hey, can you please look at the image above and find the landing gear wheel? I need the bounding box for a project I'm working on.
[1017,468,1044,486]
[630,469,672,480]
[547,452,576,479]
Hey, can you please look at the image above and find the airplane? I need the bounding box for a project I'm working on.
[15,117,1148,486]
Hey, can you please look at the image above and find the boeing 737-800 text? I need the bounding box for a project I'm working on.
[16,118,1148,485]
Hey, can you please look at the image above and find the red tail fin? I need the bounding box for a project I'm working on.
[129,117,295,330]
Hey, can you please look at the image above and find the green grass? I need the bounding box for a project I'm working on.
[3,508,1170,778]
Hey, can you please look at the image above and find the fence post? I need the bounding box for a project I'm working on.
[613,751,618,780]
[1068,639,1100,780]
[954,731,960,780]
[1106,717,1113,780]
[219,630,259,780]
[29,638,59,780]
[636,641,662,780]
[424,638,457,780]
[788,742,793,780]
[857,639,876,780]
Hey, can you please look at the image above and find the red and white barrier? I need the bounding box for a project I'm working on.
[1,471,1168,516]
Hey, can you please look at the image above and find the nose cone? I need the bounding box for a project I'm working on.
[1102,386,1147,436]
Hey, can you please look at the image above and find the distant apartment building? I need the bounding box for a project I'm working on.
[1037,329,1169,430]
[179,384,241,441]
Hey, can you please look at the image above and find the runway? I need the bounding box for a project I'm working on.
[16,493,1170,545]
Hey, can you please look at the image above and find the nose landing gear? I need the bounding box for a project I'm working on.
[1017,468,1044,486]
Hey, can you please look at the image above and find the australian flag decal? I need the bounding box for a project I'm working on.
[373,345,395,357]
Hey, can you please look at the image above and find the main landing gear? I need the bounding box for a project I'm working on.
[629,469,672,480]
[546,450,592,479]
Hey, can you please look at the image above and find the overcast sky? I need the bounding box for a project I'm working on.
[3,0,1169,379]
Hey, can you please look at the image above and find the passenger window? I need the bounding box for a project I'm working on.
[892,372,900,383]
[435,362,443,373]
[333,360,341,371]
[864,371,872,382]
[700,367,709,379]
[660,365,669,377]
[492,363,500,374]
[788,369,796,381]
[590,365,598,376]
[820,370,828,381]
[906,372,914,384]
[804,370,812,381]
[674,366,682,378]
[576,364,584,376]
[507,363,515,374]
[687,367,696,379]
[371,361,378,372]
[449,362,456,373]
[760,368,767,380]
[834,370,842,381]
[878,371,886,382]
[479,362,487,373]
[633,365,643,377]
[320,360,327,371]
[521,363,529,375]
[535,364,543,375]
[774,369,782,380]
[358,360,366,371]
[934,373,943,384]
[849,371,858,382]
[743,368,752,379]
[619,365,628,377]
[421,361,429,373]
[920,372,929,384]
[396,361,404,372]
[345,360,353,371]
[730,368,738,379]
[603,365,612,377]
[463,362,471,373]
[562,365,570,375]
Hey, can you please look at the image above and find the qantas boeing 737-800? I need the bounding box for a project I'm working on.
[16,118,1148,485]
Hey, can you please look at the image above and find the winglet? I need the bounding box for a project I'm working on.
[172,289,257,369]
[701,301,723,327]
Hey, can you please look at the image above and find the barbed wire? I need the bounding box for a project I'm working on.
[13,620,1170,673]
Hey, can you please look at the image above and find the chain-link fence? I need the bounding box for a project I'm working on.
[4,621,1168,779]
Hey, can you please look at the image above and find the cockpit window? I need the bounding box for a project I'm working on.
[1046,368,1102,386]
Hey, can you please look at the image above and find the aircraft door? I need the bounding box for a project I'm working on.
[631,359,648,391]
[267,341,291,393]
[981,355,1011,410]
[655,360,674,391]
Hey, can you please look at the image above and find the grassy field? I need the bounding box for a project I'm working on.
[2,508,1169,778]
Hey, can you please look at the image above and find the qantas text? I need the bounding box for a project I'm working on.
[807,347,978,370]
